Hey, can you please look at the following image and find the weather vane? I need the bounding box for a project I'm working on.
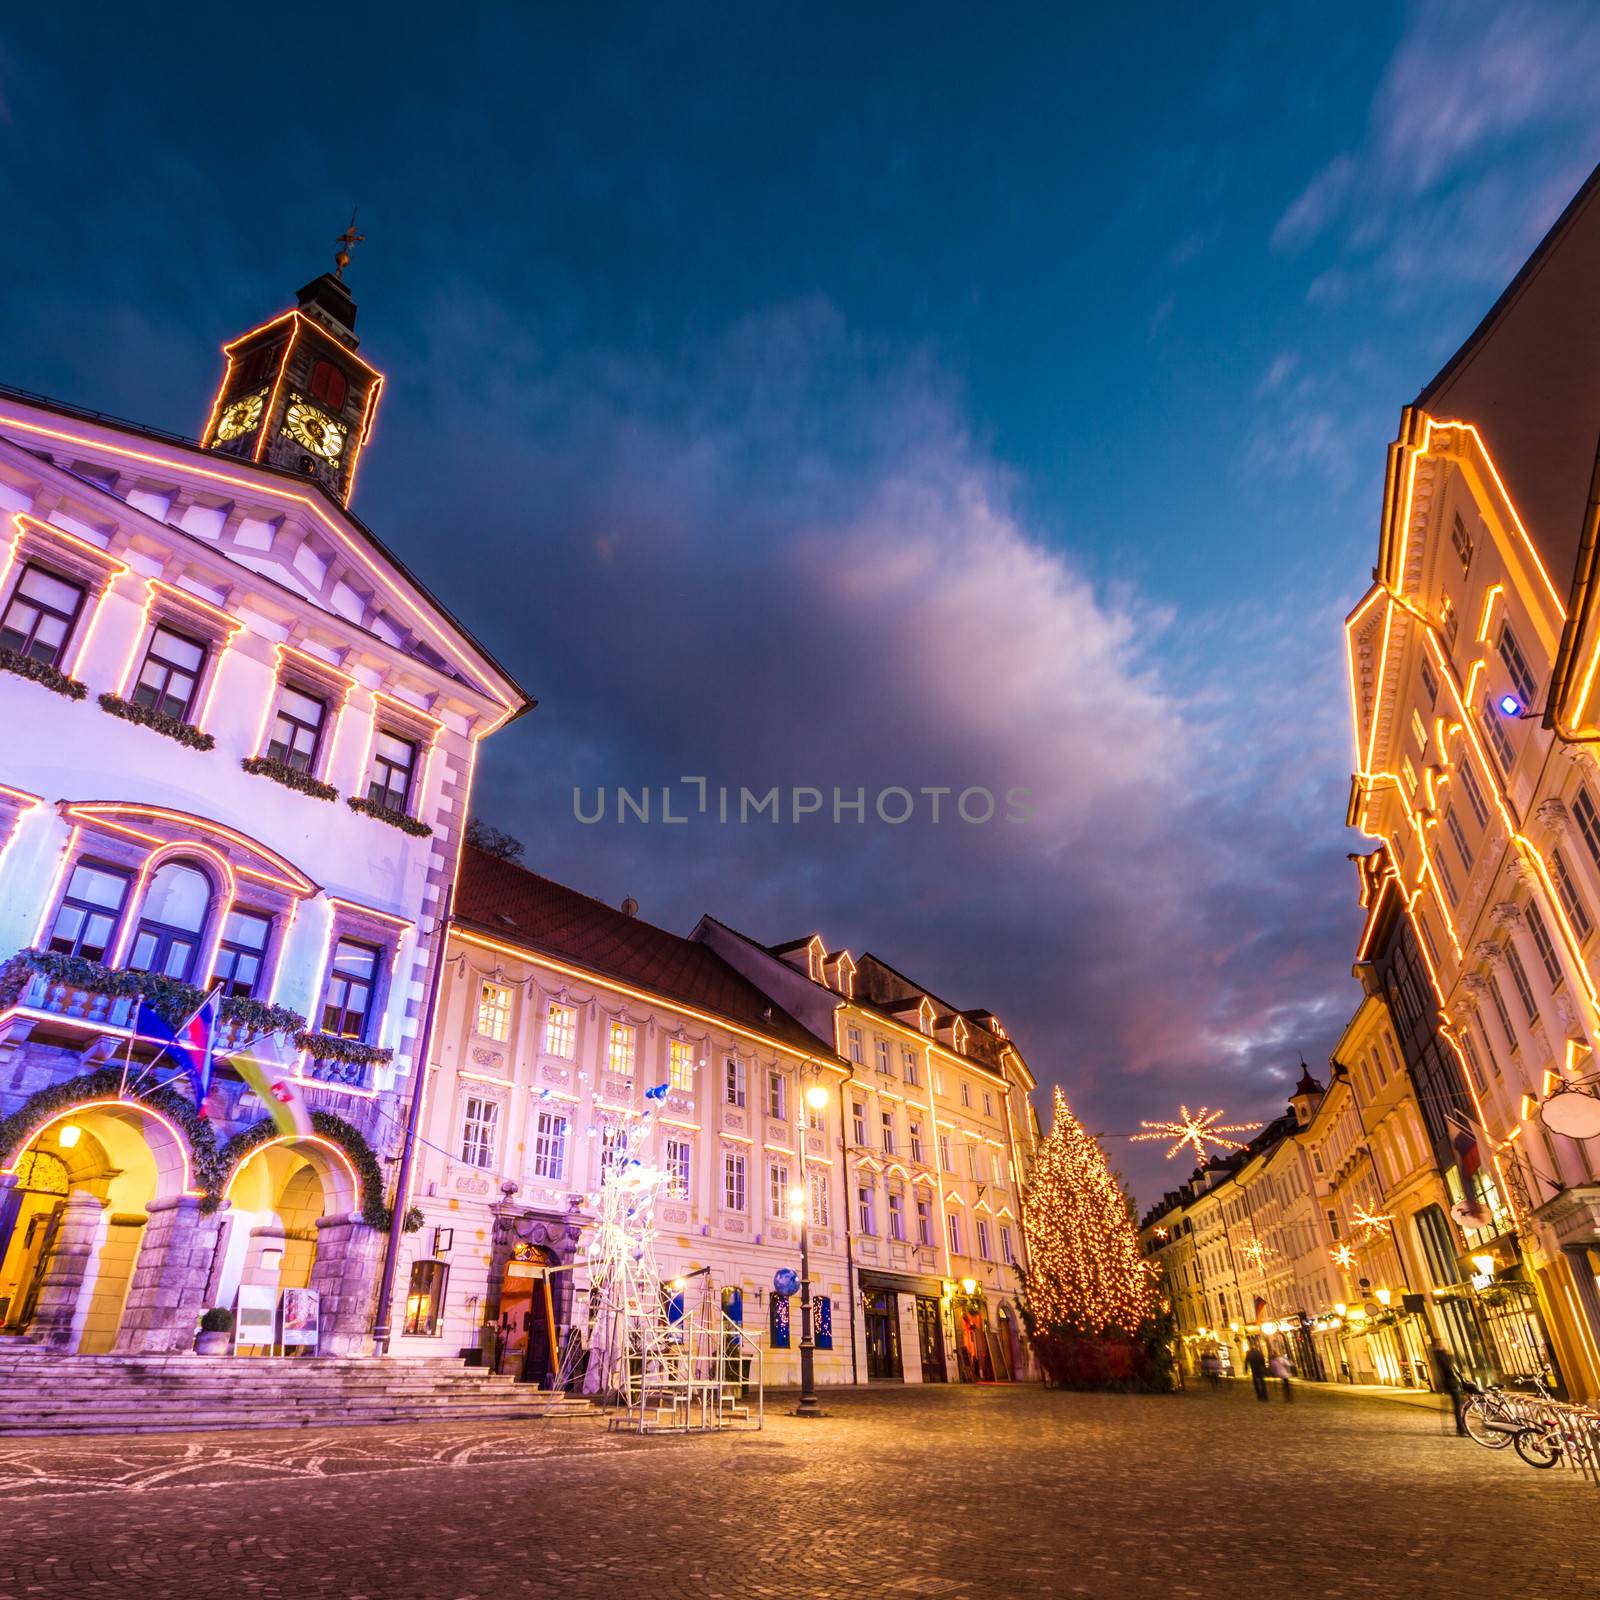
[1130,1105,1264,1162]
[334,207,365,281]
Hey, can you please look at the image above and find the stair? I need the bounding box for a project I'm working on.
[0,1345,597,1435]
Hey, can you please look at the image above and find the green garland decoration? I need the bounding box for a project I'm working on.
[346,794,433,837]
[216,1110,401,1230]
[294,1030,394,1067]
[0,645,87,700]
[2,950,304,1034]
[241,755,338,803]
[98,692,215,751]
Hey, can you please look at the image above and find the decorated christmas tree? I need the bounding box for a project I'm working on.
[1019,1087,1175,1390]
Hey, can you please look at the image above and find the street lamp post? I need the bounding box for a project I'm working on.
[791,1081,832,1417]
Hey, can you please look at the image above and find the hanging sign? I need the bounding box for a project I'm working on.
[1539,1089,1600,1140]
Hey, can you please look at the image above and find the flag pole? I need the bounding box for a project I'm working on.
[118,992,142,1100]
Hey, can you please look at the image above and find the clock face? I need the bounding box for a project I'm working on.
[283,396,347,464]
[214,389,266,443]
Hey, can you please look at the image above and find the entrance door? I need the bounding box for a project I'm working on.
[497,1264,536,1379]
[864,1290,903,1380]
[915,1295,946,1381]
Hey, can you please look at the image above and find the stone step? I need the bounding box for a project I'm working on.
[0,1402,595,1436]
[0,1391,592,1419]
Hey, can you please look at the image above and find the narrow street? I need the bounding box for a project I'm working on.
[0,1383,1592,1599]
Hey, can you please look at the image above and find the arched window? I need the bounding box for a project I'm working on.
[310,360,347,411]
[127,861,212,982]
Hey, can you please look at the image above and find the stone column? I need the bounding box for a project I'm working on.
[309,1214,384,1356]
[114,1196,225,1354]
[28,1191,107,1349]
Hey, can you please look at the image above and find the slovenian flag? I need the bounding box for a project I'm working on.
[136,989,219,1114]
[231,1034,313,1137]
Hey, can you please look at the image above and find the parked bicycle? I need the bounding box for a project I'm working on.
[1513,1406,1600,1469]
[1461,1371,1557,1450]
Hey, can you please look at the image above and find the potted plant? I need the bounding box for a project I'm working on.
[195,1305,234,1355]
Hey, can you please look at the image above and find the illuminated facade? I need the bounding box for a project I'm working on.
[395,849,856,1384]
[1345,164,1600,1399]
[695,922,1037,1385]
[0,260,528,1357]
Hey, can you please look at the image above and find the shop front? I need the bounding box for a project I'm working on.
[858,1268,951,1383]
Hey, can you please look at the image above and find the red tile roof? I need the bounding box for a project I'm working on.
[453,846,830,1056]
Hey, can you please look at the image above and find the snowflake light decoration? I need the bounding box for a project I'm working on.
[1131,1105,1264,1162]
[1329,1243,1356,1270]
[1351,1205,1394,1243]
[1240,1235,1274,1270]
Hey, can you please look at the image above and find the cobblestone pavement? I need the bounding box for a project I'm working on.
[0,1380,1595,1599]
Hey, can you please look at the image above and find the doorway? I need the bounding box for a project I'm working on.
[864,1289,902,1380]
[497,1244,558,1385]
[914,1294,946,1381]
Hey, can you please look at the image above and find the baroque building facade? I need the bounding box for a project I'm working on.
[1344,162,1600,1398]
[0,261,529,1356]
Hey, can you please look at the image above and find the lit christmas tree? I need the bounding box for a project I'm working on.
[1020,1088,1175,1389]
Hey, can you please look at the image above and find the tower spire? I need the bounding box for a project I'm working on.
[333,207,365,282]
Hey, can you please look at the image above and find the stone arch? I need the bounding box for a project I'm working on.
[0,1097,208,1352]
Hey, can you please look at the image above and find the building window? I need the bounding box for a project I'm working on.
[1000,1225,1015,1267]
[993,1151,1006,1185]
[851,1099,867,1146]
[607,1021,637,1079]
[1576,787,1600,874]
[1552,849,1591,939]
[266,684,327,773]
[769,1161,790,1218]
[725,1055,746,1107]
[212,907,271,998]
[47,861,130,963]
[874,1038,891,1074]
[909,1120,924,1163]
[131,624,206,722]
[460,1096,498,1169]
[533,1111,568,1181]
[766,1069,785,1120]
[310,358,348,410]
[847,1026,864,1065]
[544,1001,577,1058]
[1410,707,1428,752]
[1434,849,1459,906]
[1457,763,1490,828]
[666,1137,691,1197]
[476,981,512,1041]
[1441,596,1459,649]
[902,1047,919,1086]
[880,1109,896,1154]
[1419,657,1439,706]
[1503,940,1539,1022]
[1402,754,1419,797]
[1444,808,1473,871]
[1461,1030,1489,1095]
[1450,512,1473,575]
[1479,694,1516,774]
[806,1097,824,1132]
[1498,622,1538,707]
[947,1211,963,1255]
[127,861,211,983]
[977,1219,992,1260]
[1524,902,1563,986]
[888,1190,906,1241]
[321,937,380,1040]
[967,1144,982,1180]
[810,1171,830,1228]
[938,1133,952,1171]
[1487,973,1518,1052]
[959,1081,971,1108]
[857,1183,876,1236]
[983,1090,994,1118]
[723,1152,747,1212]
[0,564,84,666]
[403,1259,448,1336]
[668,1039,696,1092]
[366,730,418,813]
[916,1195,934,1246]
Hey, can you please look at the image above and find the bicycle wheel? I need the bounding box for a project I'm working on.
[1463,1400,1513,1448]
[1513,1427,1560,1468]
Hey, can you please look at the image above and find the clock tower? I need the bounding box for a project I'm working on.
[201,223,384,506]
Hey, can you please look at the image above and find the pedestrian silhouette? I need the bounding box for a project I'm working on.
[1244,1342,1269,1402]
[1269,1351,1293,1401]
[1429,1339,1467,1436]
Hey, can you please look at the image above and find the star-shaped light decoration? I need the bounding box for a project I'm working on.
[1329,1243,1356,1270]
[1351,1205,1394,1243]
[1240,1235,1274,1270]
[1130,1105,1264,1162]
[1153,1226,1169,1240]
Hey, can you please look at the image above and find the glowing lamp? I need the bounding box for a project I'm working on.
[804,1084,830,1110]
[1334,1302,1347,1316]
[788,1206,805,1224]
[961,1277,978,1295]
[1347,1307,1367,1322]
[1498,694,1521,717]
[1262,1320,1278,1336]
[1228,1321,1240,1333]
[788,1185,805,1206]
[1471,1254,1495,1277]
[56,1124,82,1149]
[1375,1288,1392,1307]
[671,1277,687,1291]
